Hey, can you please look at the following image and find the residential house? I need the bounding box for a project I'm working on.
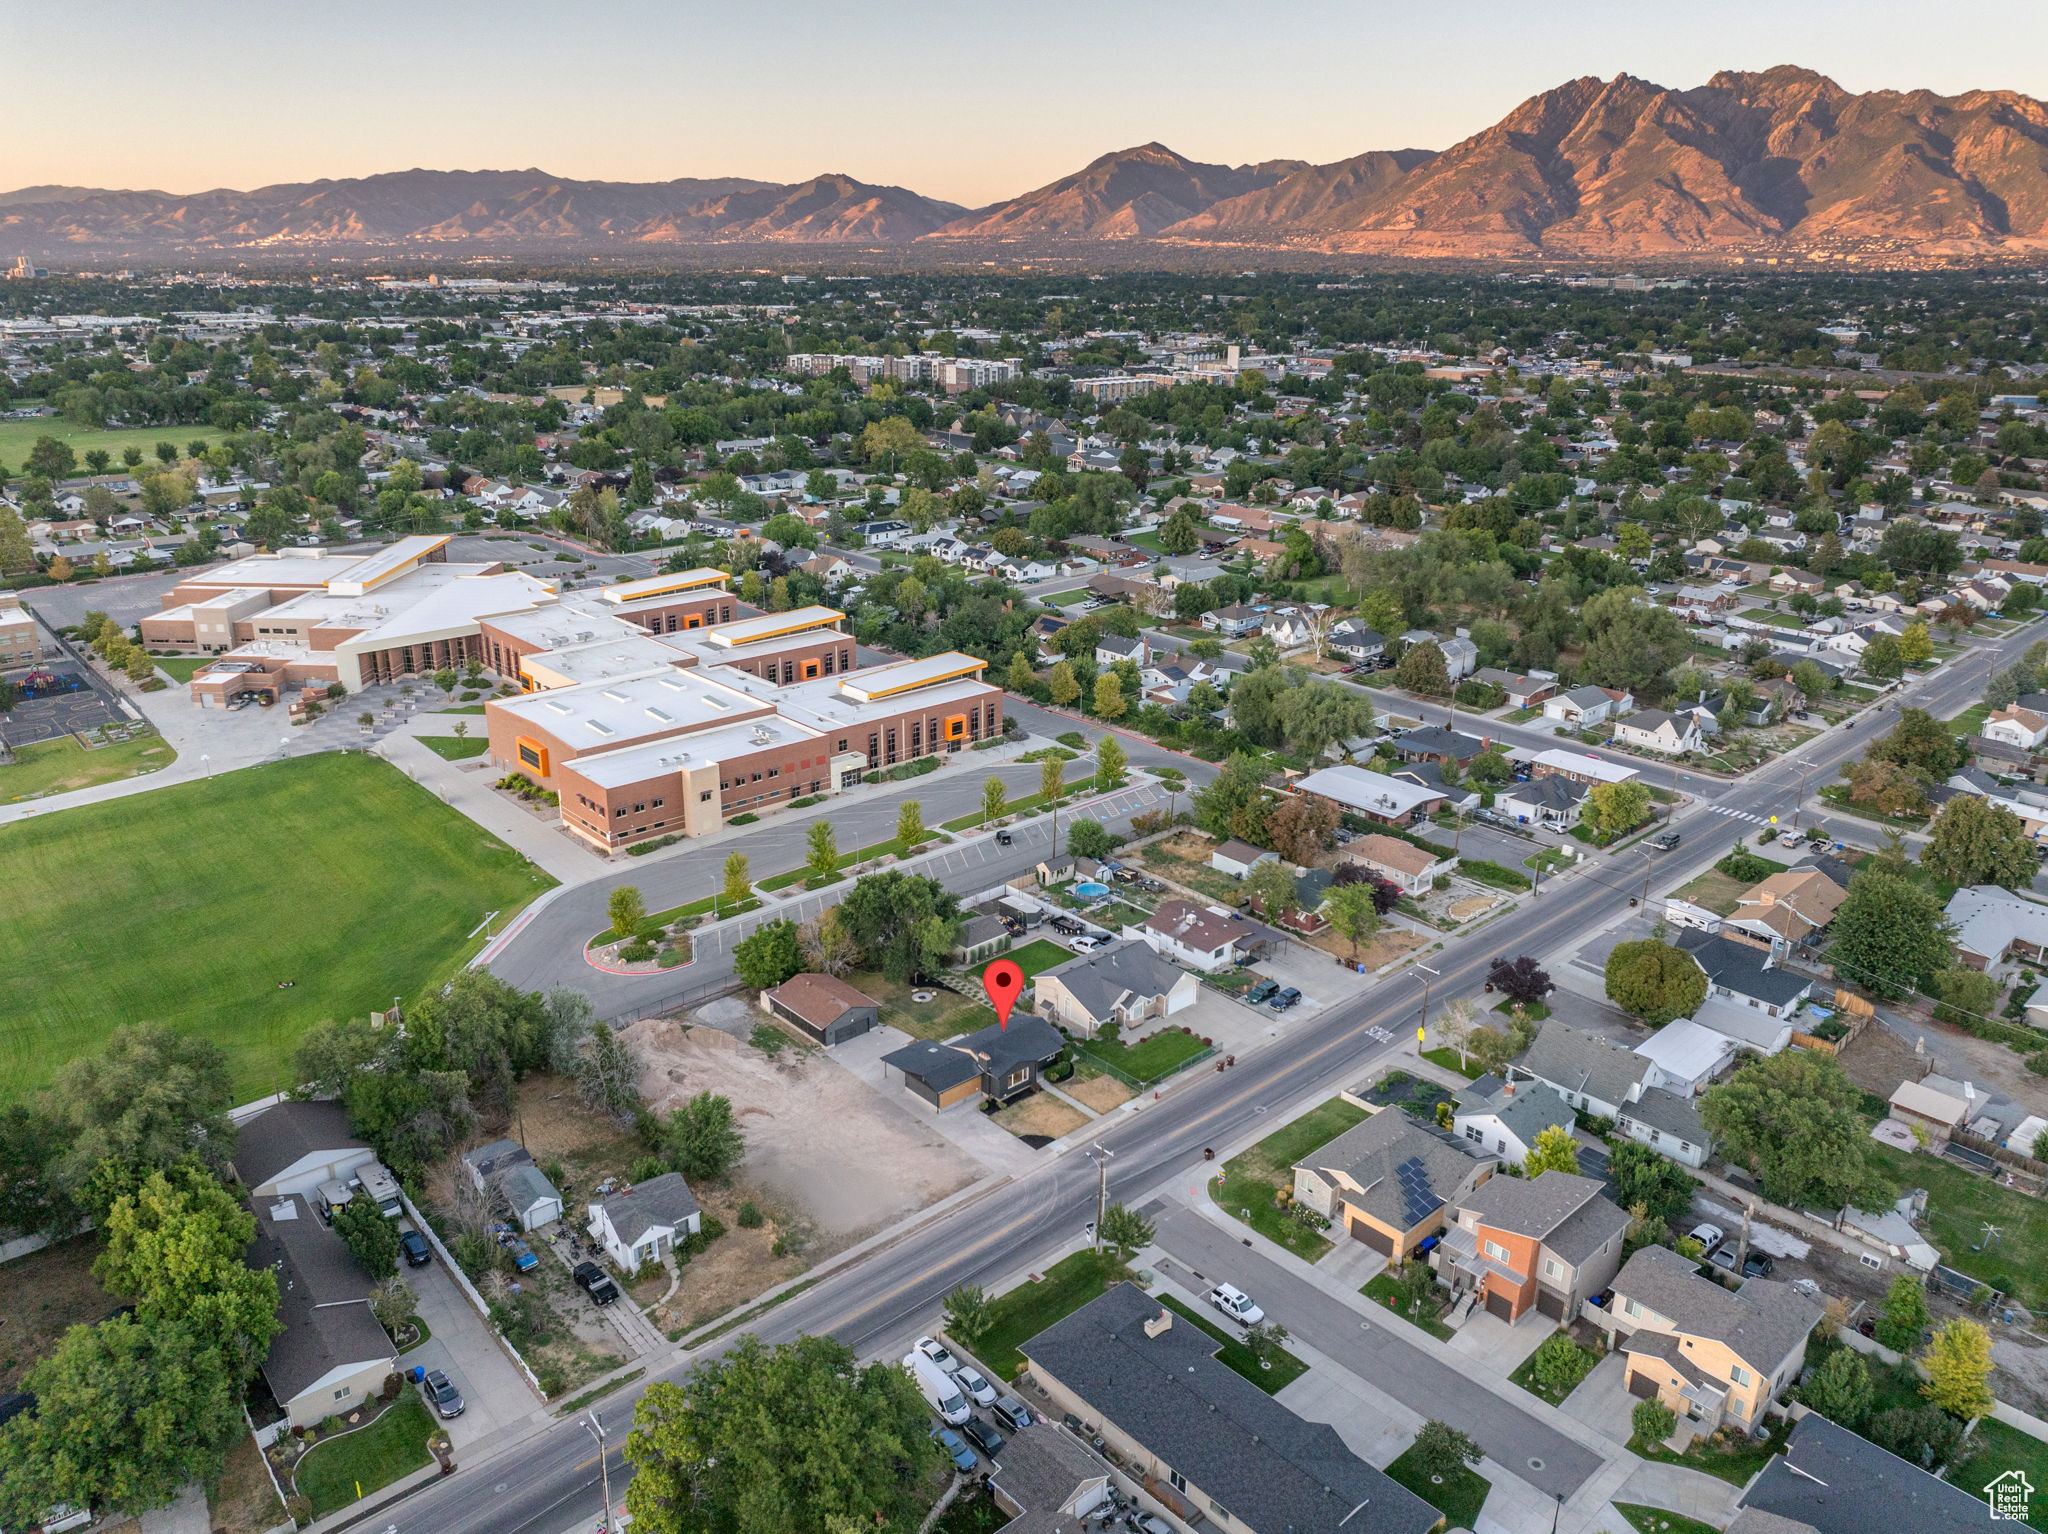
[881,1015,1066,1110]
[1599,1243,1822,1436]
[848,519,910,547]
[1391,761,1479,813]
[1393,724,1488,767]
[1725,867,1849,951]
[765,973,880,1045]
[1294,1105,1495,1259]
[1770,569,1825,596]
[246,1191,398,1429]
[1497,773,1588,829]
[1530,747,1641,787]
[232,1101,376,1200]
[1292,765,1446,828]
[1094,634,1147,667]
[1263,609,1316,652]
[1436,1170,1629,1325]
[1679,930,1813,1047]
[1946,885,2048,976]
[952,912,1010,965]
[1671,584,1742,619]
[587,1171,702,1270]
[1348,833,1455,896]
[1035,940,1199,1037]
[1499,673,1560,708]
[1451,1075,1575,1166]
[992,556,1056,583]
[1210,839,1276,879]
[983,1421,1113,1534]
[1202,603,1264,639]
[1984,705,2048,751]
[1544,686,1632,729]
[459,1138,564,1230]
[1630,1019,1736,1099]
[1735,1412,1989,1534]
[1326,619,1384,665]
[1137,899,1283,973]
[1019,1284,1440,1534]
[1509,1021,1715,1168]
[1887,1074,1979,1145]
[1613,709,1705,756]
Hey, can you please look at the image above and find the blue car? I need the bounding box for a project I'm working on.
[929,1425,979,1473]
[1268,987,1302,1011]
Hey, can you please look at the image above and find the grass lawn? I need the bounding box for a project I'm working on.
[1038,587,1094,606]
[417,735,490,760]
[1124,531,1167,553]
[1865,1142,2048,1308]
[938,774,1096,833]
[293,1398,434,1517]
[152,655,213,682]
[1078,1027,1210,1083]
[1360,1272,1454,1340]
[0,753,554,1103]
[853,970,995,1041]
[1956,1417,2048,1530]
[1667,867,1751,917]
[434,704,488,715]
[1419,1047,1483,1080]
[1156,1294,1307,1393]
[1214,1097,1369,1261]
[1948,701,1993,737]
[1507,1331,1601,1405]
[1614,1503,1722,1534]
[973,1249,1132,1379]
[0,418,228,465]
[0,733,177,803]
[1009,938,1074,981]
[1383,1444,1490,1530]
[1631,1417,1788,1485]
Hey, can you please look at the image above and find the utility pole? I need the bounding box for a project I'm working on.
[584,1410,612,1533]
[1414,962,1440,1046]
[1088,1143,1113,1252]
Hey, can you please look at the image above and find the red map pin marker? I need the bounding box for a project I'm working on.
[983,959,1025,1030]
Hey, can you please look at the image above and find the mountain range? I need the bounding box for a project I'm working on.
[9,67,2048,261]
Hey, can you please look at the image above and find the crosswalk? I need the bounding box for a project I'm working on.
[1707,803,1772,825]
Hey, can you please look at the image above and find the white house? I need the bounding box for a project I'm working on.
[460,1139,564,1231]
[588,1172,701,1270]
[1984,706,2048,752]
[1136,899,1280,973]
[1209,839,1276,879]
[232,1102,376,1200]
[1348,833,1455,896]
[1497,774,1587,828]
[1613,709,1704,756]
[1544,686,1631,729]
[1452,1075,1574,1166]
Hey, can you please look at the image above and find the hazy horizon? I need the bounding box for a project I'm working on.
[6,0,2046,206]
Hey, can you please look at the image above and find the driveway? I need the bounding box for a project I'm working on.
[402,1240,545,1449]
[1557,1350,1637,1447]
[1148,1203,1606,1499]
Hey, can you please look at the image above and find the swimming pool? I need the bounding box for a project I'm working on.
[1074,881,1112,898]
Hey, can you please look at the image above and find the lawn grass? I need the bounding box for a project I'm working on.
[1383,1443,1490,1530]
[1630,1417,1789,1485]
[1078,1027,1210,1083]
[1156,1294,1307,1394]
[0,417,228,465]
[0,753,554,1103]
[851,970,995,1042]
[1507,1330,1601,1405]
[1614,1503,1722,1534]
[1419,1047,1483,1080]
[1667,867,1751,917]
[152,655,214,682]
[1360,1272,1454,1340]
[434,704,488,715]
[755,831,953,891]
[0,733,177,802]
[1956,1417,2048,1530]
[1865,1142,2048,1309]
[1948,701,1993,737]
[1039,587,1094,606]
[293,1398,434,1517]
[1009,938,1074,981]
[1213,1098,1369,1261]
[417,735,490,761]
[974,1249,1132,1379]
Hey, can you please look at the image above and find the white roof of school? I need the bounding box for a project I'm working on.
[519,632,697,688]
[492,666,770,744]
[1294,764,1444,816]
[701,605,844,647]
[565,713,828,788]
[326,534,453,595]
[597,568,729,603]
[833,652,987,702]
[1531,748,1640,784]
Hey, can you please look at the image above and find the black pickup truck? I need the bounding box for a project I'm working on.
[573,1261,621,1306]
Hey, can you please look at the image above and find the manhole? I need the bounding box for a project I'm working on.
[911,990,936,1003]
[1526,1457,1544,1472]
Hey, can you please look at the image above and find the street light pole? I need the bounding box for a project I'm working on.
[585,1410,612,1533]
[1414,962,1440,1047]
[1088,1143,1113,1253]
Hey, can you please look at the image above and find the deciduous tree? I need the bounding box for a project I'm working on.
[1924,794,2035,890]
[659,1092,746,1183]
[1829,870,1953,999]
[1702,1052,1894,1210]
[1802,1345,1874,1428]
[1919,1317,1994,1420]
[734,919,804,992]
[1603,939,1706,1026]
[332,1190,401,1279]
[1522,1124,1580,1177]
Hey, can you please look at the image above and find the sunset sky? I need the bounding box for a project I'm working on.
[6,0,2045,206]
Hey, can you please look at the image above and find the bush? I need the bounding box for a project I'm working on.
[1716,850,1780,882]
[628,833,685,856]
[1632,1399,1676,1446]
[535,1365,567,1398]
[381,1371,403,1402]
[737,1200,765,1228]
[618,939,657,963]
[730,812,760,825]
[1459,859,1532,892]
[1057,731,1087,748]
[285,1493,313,1528]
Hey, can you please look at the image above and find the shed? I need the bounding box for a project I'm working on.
[1209,839,1276,879]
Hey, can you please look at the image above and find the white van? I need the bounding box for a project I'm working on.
[903,1350,970,1425]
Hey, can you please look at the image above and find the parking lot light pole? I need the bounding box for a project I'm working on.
[584,1410,612,1532]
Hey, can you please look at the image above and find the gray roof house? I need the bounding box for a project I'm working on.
[1293,1106,1495,1259]
[1034,940,1199,1037]
[1509,1021,1715,1167]
[1601,1243,1822,1436]
[985,1421,1113,1534]
[1438,1169,1630,1325]
[1021,1284,1439,1534]
[882,1015,1066,1111]
[246,1192,396,1429]
[1736,1411,1989,1534]
[1679,929,1812,1042]
[1452,1075,1575,1165]
[460,1137,565,1230]
[234,1101,375,1200]
[587,1171,701,1270]
[1497,773,1587,828]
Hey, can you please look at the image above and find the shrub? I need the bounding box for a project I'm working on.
[285,1494,313,1528]
[618,939,657,963]
[1716,850,1780,882]
[772,1236,787,1256]
[730,812,760,825]
[1057,731,1087,748]
[1632,1399,1676,1446]
[381,1371,403,1402]
[737,1200,765,1228]
[535,1365,567,1398]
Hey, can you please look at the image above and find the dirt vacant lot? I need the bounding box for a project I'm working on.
[623,1018,973,1243]
[0,1235,116,1392]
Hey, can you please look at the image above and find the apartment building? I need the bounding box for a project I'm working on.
[139,537,1004,851]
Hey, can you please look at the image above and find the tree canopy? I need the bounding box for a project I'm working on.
[1701,1052,1894,1209]
[835,871,961,982]
[1603,939,1707,1026]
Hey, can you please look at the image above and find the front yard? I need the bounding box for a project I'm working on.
[1213,1097,1369,1260]
[293,1397,435,1517]
[1666,867,1751,917]
[1384,1442,1491,1530]
[1077,1025,1211,1084]
[1506,1330,1602,1405]
[973,1249,1133,1379]
[1156,1294,1308,1393]
[1630,1416,1789,1485]
[1008,937,1075,980]
[1360,1272,1454,1340]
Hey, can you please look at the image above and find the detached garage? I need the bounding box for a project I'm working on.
[765,973,881,1045]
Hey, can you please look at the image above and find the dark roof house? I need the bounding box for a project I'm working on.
[882,1015,1066,1111]
[1737,1411,1988,1534]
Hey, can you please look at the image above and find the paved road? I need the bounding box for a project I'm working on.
[1148,1205,1605,1499]
[324,621,2031,1534]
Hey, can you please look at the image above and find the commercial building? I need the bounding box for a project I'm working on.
[139,539,1004,851]
[0,591,40,666]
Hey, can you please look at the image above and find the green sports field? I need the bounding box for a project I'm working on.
[0,417,229,470]
[0,752,555,1103]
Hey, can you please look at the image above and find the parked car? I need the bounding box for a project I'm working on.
[992,1395,1035,1433]
[1208,1283,1265,1326]
[995,830,1013,846]
[422,1369,465,1419]
[953,1364,998,1408]
[1244,978,1280,1006]
[1268,987,1302,1011]
[574,1261,621,1305]
[1687,1222,1725,1256]
[962,1416,1006,1456]
[399,1230,432,1268]
[913,1335,961,1374]
[1070,933,1109,952]
[929,1425,978,1473]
